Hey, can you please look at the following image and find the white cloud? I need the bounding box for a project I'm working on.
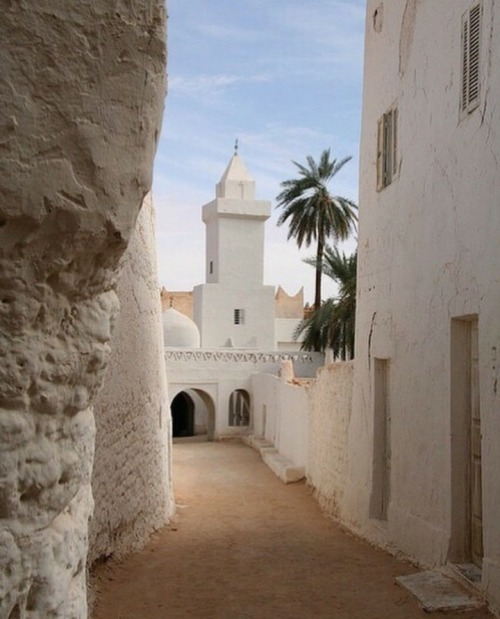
[169,73,270,97]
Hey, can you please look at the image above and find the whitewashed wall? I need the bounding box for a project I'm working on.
[165,350,323,439]
[0,4,166,615]
[194,155,276,350]
[307,363,354,518]
[349,0,500,612]
[89,196,174,564]
[251,373,310,469]
[274,318,303,351]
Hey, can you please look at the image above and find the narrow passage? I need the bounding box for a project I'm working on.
[92,440,490,619]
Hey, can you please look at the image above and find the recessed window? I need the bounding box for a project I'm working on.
[461,2,482,116]
[234,308,245,325]
[376,106,398,191]
[373,3,383,33]
[209,260,213,274]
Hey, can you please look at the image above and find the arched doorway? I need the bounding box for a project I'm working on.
[228,389,250,427]
[171,391,195,438]
[170,389,216,440]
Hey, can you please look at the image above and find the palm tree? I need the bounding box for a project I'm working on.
[295,247,357,359]
[276,149,357,313]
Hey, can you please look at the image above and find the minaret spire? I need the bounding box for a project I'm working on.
[216,143,255,200]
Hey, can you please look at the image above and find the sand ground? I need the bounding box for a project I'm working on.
[91,439,490,619]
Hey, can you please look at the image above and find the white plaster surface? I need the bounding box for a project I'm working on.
[0,3,166,616]
[245,362,353,490]
[89,195,173,565]
[163,308,200,348]
[251,373,310,470]
[307,363,354,518]
[274,318,303,351]
[166,350,323,439]
[194,154,275,350]
[346,0,500,612]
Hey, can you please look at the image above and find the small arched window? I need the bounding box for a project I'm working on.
[228,389,250,426]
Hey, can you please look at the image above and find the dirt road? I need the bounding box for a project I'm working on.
[92,440,489,619]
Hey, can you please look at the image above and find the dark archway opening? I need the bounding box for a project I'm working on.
[171,392,195,438]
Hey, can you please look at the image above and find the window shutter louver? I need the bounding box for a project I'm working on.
[391,108,398,178]
[376,117,384,191]
[376,107,398,191]
[384,112,392,185]
[468,4,481,108]
[234,308,245,325]
[461,15,470,112]
[461,3,481,114]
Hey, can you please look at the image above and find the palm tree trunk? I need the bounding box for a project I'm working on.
[314,234,323,312]
[312,236,323,353]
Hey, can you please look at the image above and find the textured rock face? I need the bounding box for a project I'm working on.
[0,3,166,617]
[89,194,173,565]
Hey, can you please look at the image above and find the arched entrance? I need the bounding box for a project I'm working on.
[170,388,216,441]
[171,391,195,437]
[228,389,251,427]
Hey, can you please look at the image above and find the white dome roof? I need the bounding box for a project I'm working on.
[162,308,200,348]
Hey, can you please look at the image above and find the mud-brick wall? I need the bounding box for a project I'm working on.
[307,362,354,518]
[89,195,173,564]
[0,3,166,616]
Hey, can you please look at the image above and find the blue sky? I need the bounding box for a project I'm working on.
[153,0,366,304]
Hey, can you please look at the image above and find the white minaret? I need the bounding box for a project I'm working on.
[193,146,275,349]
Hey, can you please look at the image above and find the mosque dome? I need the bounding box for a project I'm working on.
[162,308,201,348]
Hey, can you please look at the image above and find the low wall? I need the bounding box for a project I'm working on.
[307,362,354,517]
[251,361,353,489]
[251,373,310,468]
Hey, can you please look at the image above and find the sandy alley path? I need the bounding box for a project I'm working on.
[91,439,490,619]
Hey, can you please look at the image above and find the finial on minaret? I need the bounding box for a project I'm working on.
[234,138,239,156]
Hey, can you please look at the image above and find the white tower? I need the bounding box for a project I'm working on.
[193,150,275,349]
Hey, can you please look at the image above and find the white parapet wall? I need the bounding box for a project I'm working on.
[251,372,311,470]
[250,362,354,489]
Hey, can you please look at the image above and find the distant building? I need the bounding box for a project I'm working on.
[162,153,323,440]
[163,152,304,351]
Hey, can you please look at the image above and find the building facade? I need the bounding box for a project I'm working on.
[347,0,500,609]
[193,153,276,349]
[163,153,316,440]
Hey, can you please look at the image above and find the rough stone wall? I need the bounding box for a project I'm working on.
[307,363,354,518]
[89,194,173,564]
[0,3,166,617]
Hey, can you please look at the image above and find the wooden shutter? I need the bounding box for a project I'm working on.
[391,108,398,179]
[461,3,481,114]
[234,308,245,325]
[468,4,481,109]
[461,12,469,113]
[383,112,392,186]
[376,117,384,191]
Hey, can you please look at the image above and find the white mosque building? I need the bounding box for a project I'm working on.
[162,151,324,440]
